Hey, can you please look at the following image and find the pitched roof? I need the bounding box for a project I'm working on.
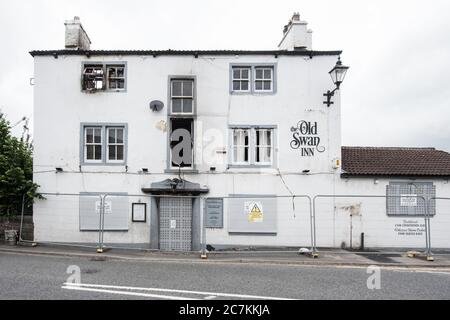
[29,49,342,58]
[341,146,450,177]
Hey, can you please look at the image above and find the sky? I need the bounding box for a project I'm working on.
[1,0,450,151]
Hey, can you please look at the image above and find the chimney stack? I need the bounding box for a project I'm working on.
[278,13,313,51]
[64,16,91,50]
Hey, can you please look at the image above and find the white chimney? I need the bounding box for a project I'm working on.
[278,13,313,51]
[64,16,91,50]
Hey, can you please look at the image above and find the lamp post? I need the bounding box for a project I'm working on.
[323,57,349,107]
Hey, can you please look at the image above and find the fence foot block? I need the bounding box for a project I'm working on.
[406,251,421,258]
[307,252,319,259]
[200,254,208,259]
[96,247,110,253]
[426,256,434,262]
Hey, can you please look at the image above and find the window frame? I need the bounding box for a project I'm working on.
[81,61,127,93]
[84,126,103,163]
[231,67,251,92]
[170,79,195,115]
[80,123,128,166]
[231,128,251,165]
[254,128,273,165]
[229,64,277,95]
[106,127,125,163]
[253,67,273,92]
[229,126,276,167]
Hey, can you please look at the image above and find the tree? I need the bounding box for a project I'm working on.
[0,112,42,217]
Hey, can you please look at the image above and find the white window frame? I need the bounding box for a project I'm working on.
[171,79,194,115]
[254,67,273,92]
[231,127,274,166]
[231,67,251,92]
[106,65,126,91]
[106,127,125,163]
[254,128,273,165]
[231,129,250,165]
[84,127,103,163]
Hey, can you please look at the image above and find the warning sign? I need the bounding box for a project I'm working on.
[245,201,264,223]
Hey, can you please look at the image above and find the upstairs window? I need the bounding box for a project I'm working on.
[232,67,250,92]
[232,129,250,164]
[231,127,275,166]
[82,65,104,91]
[84,127,102,162]
[81,124,127,165]
[82,62,126,92]
[230,64,276,94]
[255,129,272,164]
[107,65,125,90]
[171,80,194,114]
[254,67,273,92]
[107,127,125,162]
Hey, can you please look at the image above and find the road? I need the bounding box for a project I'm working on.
[0,251,449,300]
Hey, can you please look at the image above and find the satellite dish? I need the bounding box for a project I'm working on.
[149,100,164,112]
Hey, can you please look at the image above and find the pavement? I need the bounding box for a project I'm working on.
[1,242,450,269]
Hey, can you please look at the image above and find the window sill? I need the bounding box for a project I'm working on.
[164,169,199,174]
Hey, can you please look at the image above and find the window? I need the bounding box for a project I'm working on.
[232,67,250,92]
[232,129,250,164]
[230,64,276,94]
[171,80,194,114]
[81,124,127,165]
[231,127,275,166]
[255,129,272,164]
[82,62,126,92]
[254,67,273,92]
[170,118,193,168]
[107,65,125,90]
[107,127,125,162]
[386,182,436,216]
[82,65,104,91]
[84,127,102,162]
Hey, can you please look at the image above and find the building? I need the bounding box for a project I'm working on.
[30,14,450,251]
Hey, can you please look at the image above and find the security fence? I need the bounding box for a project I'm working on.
[311,195,433,259]
[16,192,449,260]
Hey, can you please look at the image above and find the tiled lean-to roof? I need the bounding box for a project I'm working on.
[342,146,450,177]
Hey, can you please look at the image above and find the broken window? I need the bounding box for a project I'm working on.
[170,118,193,168]
[82,65,105,91]
[231,127,274,166]
[107,65,125,90]
[232,129,250,164]
[255,129,272,164]
[82,63,126,92]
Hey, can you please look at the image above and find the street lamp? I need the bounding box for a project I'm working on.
[323,57,349,107]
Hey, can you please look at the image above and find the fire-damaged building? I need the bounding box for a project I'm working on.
[30,14,450,252]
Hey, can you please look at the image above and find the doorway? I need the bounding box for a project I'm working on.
[159,197,192,251]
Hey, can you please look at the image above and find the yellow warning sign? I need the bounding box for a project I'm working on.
[246,201,264,223]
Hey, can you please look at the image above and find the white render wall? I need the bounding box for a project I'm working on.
[32,53,450,249]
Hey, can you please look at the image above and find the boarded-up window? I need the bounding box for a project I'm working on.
[227,196,277,234]
[386,182,436,216]
[79,194,129,231]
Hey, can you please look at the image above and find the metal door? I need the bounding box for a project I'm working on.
[159,197,192,251]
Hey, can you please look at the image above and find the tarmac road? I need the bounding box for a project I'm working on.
[1,251,450,300]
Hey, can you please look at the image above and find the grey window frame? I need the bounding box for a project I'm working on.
[81,61,127,93]
[229,125,277,168]
[169,78,195,115]
[165,76,198,173]
[386,181,436,217]
[229,63,277,95]
[80,123,128,166]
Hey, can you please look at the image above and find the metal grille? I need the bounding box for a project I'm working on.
[159,197,192,251]
[386,182,436,216]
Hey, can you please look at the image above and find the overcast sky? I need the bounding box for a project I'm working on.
[1,0,450,151]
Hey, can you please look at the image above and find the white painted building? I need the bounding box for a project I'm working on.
[31,14,450,251]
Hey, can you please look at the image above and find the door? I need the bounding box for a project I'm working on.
[159,197,192,251]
